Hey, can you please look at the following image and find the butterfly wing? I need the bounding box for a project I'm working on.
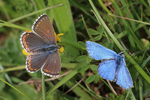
[32,14,56,44]
[20,32,48,53]
[116,59,133,89]
[98,59,117,81]
[26,52,49,73]
[86,41,118,60]
[41,51,61,77]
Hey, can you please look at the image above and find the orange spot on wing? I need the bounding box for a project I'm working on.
[23,33,30,52]
[35,22,41,29]
[44,69,50,73]
[27,56,37,71]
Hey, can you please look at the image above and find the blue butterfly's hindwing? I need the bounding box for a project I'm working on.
[116,59,133,89]
[98,59,117,81]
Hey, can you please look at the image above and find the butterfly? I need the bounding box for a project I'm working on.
[20,14,61,77]
[86,41,133,89]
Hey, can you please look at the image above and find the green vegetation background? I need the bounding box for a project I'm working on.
[0,0,150,100]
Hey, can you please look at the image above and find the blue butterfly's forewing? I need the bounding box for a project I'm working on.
[98,60,117,81]
[86,41,118,60]
[116,58,133,89]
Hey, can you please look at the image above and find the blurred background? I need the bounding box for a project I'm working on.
[0,0,150,100]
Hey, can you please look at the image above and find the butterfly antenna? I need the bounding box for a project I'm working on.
[118,51,125,58]
[118,51,124,55]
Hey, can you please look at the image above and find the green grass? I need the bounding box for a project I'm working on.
[0,0,150,100]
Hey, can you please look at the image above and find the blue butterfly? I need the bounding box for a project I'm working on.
[86,41,133,89]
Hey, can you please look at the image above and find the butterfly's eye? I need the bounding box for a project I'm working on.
[56,33,64,42]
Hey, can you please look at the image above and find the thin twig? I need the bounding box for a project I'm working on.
[19,70,71,85]
[45,70,71,81]
[107,80,117,95]
[108,13,150,25]
[63,77,84,95]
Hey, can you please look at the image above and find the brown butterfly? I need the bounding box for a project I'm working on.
[20,14,61,77]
